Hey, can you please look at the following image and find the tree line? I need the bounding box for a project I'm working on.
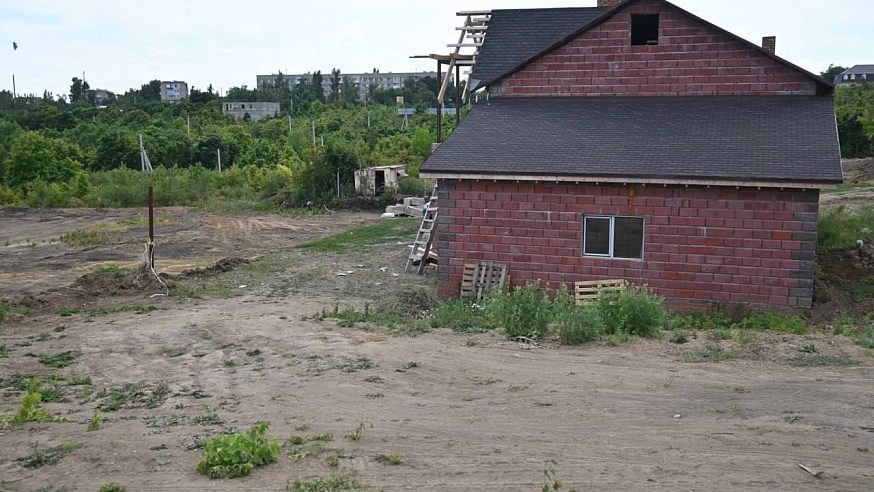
[0,72,464,208]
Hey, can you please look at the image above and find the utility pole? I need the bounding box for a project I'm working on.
[217,148,222,173]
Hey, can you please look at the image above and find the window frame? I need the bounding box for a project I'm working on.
[582,215,645,260]
[630,13,660,46]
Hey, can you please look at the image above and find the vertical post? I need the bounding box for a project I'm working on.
[12,74,15,99]
[312,120,316,144]
[187,115,190,134]
[455,65,461,125]
[436,61,443,143]
[217,148,222,172]
[336,172,341,197]
[139,134,145,171]
[148,186,155,270]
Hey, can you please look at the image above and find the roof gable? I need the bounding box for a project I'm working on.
[473,0,832,94]
[469,7,609,91]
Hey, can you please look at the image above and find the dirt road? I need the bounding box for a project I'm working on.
[0,208,872,491]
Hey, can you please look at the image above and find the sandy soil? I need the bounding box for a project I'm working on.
[0,208,872,491]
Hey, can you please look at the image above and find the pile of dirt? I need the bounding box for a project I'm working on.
[811,241,874,324]
[841,157,874,182]
[179,257,249,276]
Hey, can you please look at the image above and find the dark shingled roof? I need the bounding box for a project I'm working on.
[421,96,843,185]
[470,7,610,91]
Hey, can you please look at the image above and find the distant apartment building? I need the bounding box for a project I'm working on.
[834,65,874,86]
[160,81,188,102]
[93,89,114,105]
[223,102,280,121]
[255,70,436,101]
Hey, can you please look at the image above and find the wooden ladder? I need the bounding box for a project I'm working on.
[405,187,439,274]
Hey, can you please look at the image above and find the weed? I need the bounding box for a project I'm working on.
[246,348,262,357]
[335,356,376,373]
[542,459,577,492]
[596,286,671,338]
[17,442,81,468]
[682,344,735,363]
[0,379,65,429]
[736,312,809,334]
[800,343,818,353]
[69,376,92,386]
[606,332,633,346]
[395,361,419,372]
[35,332,52,341]
[365,393,384,399]
[674,312,734,330]
[788,355,861,367]
[669,332,689,344]
[374,452,403,465]
[197,422,281,479]
[0,345,7,358]
[485,283,553,340]
[347,421,372,442]
[553,290,602,345]
[363,375,384,383]
[289,433,333,445]
[818,205,874,250]
[96,264,122,273]
[294,423,311,432]
[714,328,733,340]
[38,386,67,403]
[858,447,870,453]
[287,475,362,491]
[98,484,126,492]
[192,407,224,426]
[853,324,874,349]
[426,298,491,333]
[735,329,756,345]
[507,385,529,393]
[327,455,340,468]
[97,381,170,411]
[37,350,79,368]
[53,325,67,332]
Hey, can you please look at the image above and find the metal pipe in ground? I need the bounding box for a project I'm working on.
[148,186,155,270]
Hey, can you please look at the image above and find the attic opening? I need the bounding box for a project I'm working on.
[631,14,659,46]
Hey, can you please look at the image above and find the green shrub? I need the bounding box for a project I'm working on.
[99,484,126,492]
[427,298,491,333]
[818,205,874,250]
[553,290,602,345]
[596,286,670,338]
[196,422,281,479]
[669,332,689,344]
[484,283,553,339]
[735,312,809,334]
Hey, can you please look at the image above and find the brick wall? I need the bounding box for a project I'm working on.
[492,0,816,97]
[435,180,819,310]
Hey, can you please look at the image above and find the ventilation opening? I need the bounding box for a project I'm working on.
[631,14,659,46]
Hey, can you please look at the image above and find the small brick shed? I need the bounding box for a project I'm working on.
[420,0,844,310]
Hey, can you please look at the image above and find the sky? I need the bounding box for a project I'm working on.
[0,0,870,99]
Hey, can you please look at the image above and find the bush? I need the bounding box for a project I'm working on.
[484,283,553,339]
[596,286,670,338]
[427,298,491,333]
[553,289,603,345]
[735,312,809,334]
[818,205,874,250]
[196,422,281,479]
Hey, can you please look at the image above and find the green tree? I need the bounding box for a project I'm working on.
[821,64,847,84]
[341,77,359,105]
[312,71,325,103]
[93,131,140,171]
[4,131,85,188]
[330,69,341,103]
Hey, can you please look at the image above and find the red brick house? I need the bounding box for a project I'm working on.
[419,0,843,310]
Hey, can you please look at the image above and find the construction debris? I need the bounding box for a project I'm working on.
[384,197,427,217]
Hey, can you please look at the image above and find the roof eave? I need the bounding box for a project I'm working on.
[419,171,841,190]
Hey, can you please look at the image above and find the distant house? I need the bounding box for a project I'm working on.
[419,0,842,311]
[222,102,280,121]
[834,65,874,86]
[93,89,114,105]
[354,165,407,196]
[160,81,188,102]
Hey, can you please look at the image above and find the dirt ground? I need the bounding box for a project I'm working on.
[1,207,873,491]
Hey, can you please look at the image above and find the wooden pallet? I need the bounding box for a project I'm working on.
[461,262,509,301]
[574,279,628,304]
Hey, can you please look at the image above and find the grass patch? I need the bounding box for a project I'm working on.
[17,442,81,469]
[287,475,362,492]
[37,350,79,368]
[788,355,861,367]
[818,205,874,250]
[0,345,7,358]
[295,218,419,253]
[197,422,281,479]
[96,381,170,411]
[98,484,126,492]
[58,305,157,317]
[61,228,119,247]
[374,452,403,465]
[0,379,66,429]
[681,344,736,363]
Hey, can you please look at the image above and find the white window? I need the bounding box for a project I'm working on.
[583,216,644,259]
